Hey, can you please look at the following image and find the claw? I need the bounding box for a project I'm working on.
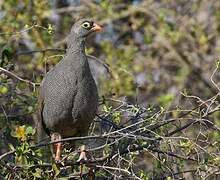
[77,145,88,163]
[77,145,95,179]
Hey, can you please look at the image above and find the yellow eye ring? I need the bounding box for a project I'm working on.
[82,22,91,29]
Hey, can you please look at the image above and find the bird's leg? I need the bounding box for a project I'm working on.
[77,145,88,178]
[51,133,62,163]
[77,145,95,179]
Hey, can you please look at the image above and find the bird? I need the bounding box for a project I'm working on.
[36,19,102,162]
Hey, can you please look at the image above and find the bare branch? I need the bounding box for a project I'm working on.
[0,67,40,90]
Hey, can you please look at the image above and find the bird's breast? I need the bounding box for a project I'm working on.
[72,74,98,120]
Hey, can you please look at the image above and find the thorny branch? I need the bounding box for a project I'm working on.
[15,48,112,77]
[1,57,219,179]
[0,67,40,90]
[1,92,219,178]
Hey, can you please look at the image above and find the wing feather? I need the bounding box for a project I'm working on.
[35,84,50,143]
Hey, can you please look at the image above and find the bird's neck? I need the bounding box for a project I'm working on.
[65,35,89,70]
[66,35,86,55]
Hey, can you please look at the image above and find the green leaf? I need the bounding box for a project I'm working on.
[8,144,15,151]
[112,111,121,124]
[1,48,13,62]
[32,168,42,178]
[47,24,54,34]
[26,126,36,136]
[0,85,8,95]
[52,163,60,176]
[158,93,174,107]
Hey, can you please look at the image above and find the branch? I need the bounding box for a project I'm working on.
[15,48,65,56]
[165,120,198,137]
[15,49,112,77]
[0,150,15,161]
[0,67,40,89]
[210,61,220,92]
[33,135,121,148]
[87,55,113,78]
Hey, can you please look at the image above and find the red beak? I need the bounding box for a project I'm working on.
[91,23,103,32]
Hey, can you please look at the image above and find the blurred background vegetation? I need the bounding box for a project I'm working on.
[0,0,220,179]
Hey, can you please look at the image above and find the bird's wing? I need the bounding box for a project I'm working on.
[35,81,50,143]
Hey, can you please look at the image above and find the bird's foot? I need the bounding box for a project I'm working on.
[77,145,95,179]
[77,145,88,163]
[77,145,91,178]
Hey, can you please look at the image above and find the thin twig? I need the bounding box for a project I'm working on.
[0,67,40,90]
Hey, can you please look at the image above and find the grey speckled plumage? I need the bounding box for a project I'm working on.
[36,19,101,143]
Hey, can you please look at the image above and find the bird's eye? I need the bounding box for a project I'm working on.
[82,22,91,29]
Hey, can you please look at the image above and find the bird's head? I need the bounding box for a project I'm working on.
[70,19,103,38]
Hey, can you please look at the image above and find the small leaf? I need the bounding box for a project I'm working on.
[1,48,13,61]
[112,111,121,124]
[8,144,15,151]
[26,126,35,136]
[47,24,54,34]
[27,106,33,113]
[52,163,60,176]
[0,86,8,94]
[32,168,42,178]
[24,24,29,28]
[103,105,112,112]
[199,34,207,45]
